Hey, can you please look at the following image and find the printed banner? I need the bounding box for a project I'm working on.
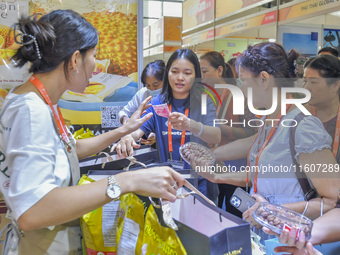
[182,29,214,46]
[215,10,276,37]
[279,0,340,23]
[0,1,30,109]
[182,0,214,31]
[216,0,272,19]
[32,0,138,77]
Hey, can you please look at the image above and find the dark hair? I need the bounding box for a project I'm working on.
[200,51,227,77]
[200,51,236,85]
[318,47,339,57]
[236,42,299,87]
[141,60,165,86]
[227,57,238,78]
[227,57,237,67]
[304,54,340,98]
[161,48,202,108]
[11,9,98,77]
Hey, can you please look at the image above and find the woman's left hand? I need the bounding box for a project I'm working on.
[168,112,190,131]
[242,194,268,228]
[263,227,323,255]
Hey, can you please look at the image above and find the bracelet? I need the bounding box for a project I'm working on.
[302,201,309,216]
[195,122,204,137]
[320,197,324,216]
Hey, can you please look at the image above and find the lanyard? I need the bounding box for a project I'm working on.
[168,104,189,161]
[246,105,291,193]
[311,105,340,158]
[216,89,229,116]
[29,76,71,146]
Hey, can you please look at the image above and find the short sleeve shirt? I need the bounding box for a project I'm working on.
[248,108,332,205]
[140,95,217,166]
[0,92,71,220]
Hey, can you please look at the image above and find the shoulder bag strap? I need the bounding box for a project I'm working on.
[289,112,317,201]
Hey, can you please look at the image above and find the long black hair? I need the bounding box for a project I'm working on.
[11,9,98,78]
[161,48,203,108]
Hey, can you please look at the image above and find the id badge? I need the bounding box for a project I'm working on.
[167,159,185,170]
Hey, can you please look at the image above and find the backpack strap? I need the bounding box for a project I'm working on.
[289,112,317,201]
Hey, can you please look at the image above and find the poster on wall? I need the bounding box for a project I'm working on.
[30,0,139,132]
[323,29,340,55]
[282,32,318,55]
[214,38,265,63]
[282,32,318,78]
[0,1,30,109]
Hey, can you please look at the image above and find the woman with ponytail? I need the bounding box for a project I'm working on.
[196,42,340,242]
[0,10,185,254]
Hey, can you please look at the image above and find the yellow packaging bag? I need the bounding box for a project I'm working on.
[73,128,95,140]
[116,193,145,255]
[141,204,187,255]
[79,175,120,255]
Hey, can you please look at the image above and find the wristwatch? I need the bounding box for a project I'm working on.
[106,175,122,201]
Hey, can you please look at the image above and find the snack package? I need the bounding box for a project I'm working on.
[73,128,95,139]
[179,142,215,166]
[152,103,171,118]
[116,193,145,255]
[253,202,313,239]
[141,204,187,255]
[79,175,120,255]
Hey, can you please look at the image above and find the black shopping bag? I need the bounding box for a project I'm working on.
[170,190,252,255]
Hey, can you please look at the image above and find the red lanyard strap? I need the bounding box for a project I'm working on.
[29,76,70,144]
[312,105,340,158]
[246,106,290,193]
[168,104,189,161]
[216,89,229,116]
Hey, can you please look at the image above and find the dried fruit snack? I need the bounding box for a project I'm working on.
[179,142,215,166]
[253,202,313,239]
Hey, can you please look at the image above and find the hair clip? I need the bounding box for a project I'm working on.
[14,33,42,60]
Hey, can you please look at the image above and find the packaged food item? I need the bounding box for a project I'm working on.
[152,103,170,118]
[116,193,145,255]
[253,202,313,239]
[79,175,120,255]
[141,204,187,255]
[179,142,215,166]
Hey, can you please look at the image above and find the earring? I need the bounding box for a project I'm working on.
[73,68,79,76]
